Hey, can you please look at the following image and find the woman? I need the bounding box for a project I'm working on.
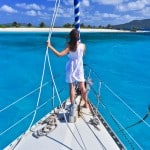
[47,29,88,108]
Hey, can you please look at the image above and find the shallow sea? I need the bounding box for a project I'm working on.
[0,31,150,149]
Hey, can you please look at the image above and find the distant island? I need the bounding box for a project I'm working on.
[112,19,150,31]
[0,19,150,32]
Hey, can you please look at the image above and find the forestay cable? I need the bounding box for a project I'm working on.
[28,0,60,130]
[9,10,57,144]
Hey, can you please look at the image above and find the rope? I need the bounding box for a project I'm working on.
[98,100,143,150]
[48,0,60,40]
[81,113,107,150]
[21,0,84,149]
[28,0,60,130]
[84,64,150,128]
[110,108,143,149]
[74,123,87,150]
[0,88,64,136]
[95,81,102,115]
[30,0,84,148]
[7,1,62,149]
[28,49,48,129]
[0,81,49,113]
[103,83,150,128]
[45,0,86,148]
[0,73,63,113]
[122,111,150,130]
[85,64,145,149]
[88,80,142,149]
[46,25,85,150]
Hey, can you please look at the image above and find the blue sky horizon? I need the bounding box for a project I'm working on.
[0,0,150,27]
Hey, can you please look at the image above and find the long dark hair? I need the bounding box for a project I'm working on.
[68,29,79,52]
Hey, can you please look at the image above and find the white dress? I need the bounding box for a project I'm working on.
[66,43,85,83]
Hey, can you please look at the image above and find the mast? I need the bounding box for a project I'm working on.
[74,0,80,39]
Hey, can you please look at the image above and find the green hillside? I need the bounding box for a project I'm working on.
[112,19,150,30]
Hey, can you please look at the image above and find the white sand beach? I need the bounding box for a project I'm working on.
[0,27,131,32]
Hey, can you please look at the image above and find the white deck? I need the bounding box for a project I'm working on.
[6,98,124,150]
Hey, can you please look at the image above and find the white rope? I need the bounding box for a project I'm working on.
[85,66,145,149]
[74,123,87,150]
[48,0,60,40]
[0,109,33,136]
[25,1,84,149]
[0,96,54,136]
[95,81,101,115]
[46,37,85,150]
[85,64,150,128]
[28,0,60,130]
[45,1,85,148]
[0,1,84,149]
[81,113,107,150]
[103,83,150,128]
[28,49,48,129]
[104,107,143,150]
[0,81,49,113]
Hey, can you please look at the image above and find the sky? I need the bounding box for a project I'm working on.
[0,0,150,26]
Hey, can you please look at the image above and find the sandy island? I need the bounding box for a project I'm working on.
[0,27,133,33]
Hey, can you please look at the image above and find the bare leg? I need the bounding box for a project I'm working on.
[79,82,89,108]
[69,83,75,104]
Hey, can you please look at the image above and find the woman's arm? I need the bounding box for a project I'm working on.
[47,41,69,57]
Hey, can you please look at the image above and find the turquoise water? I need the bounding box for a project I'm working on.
[0,32,150,149]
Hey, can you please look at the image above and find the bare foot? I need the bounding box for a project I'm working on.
[83,102,89,108]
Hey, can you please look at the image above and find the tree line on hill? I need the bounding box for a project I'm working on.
[0,21,46,28]
[0,21,114,29]
[64,19,150,31]
[0,19,150,31]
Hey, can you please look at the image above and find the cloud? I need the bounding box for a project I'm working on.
[117,0,150,12]
[25,10,50,18]
[122,14,138,21]
[57,7,73,18]
[16,3,45,10]
[82,0,90,7]
[91,0,123,5]
[139,6,150,17]
[0,5,17,13]
[63,0,89,7]
[102,13,119,18]
[63,0,73,6]
[91,11,119,18]
[25,10,37,16]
